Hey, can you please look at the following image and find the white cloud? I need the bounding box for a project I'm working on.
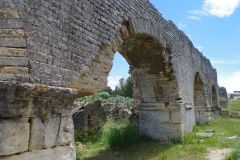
[196,46,203,51]
[188,10,209,16]
[203,0,240,17]
[188,16,201,20]
[218,71,240,93]
[108,76,129,89]
[188,0,240,19]
[107,76,121,89]
[178,22,187,29]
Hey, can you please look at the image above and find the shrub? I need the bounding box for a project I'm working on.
[104,123,142,149]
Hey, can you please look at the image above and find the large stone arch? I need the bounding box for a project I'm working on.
[0,0,220,159]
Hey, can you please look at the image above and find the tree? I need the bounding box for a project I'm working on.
[104,86,113,95]
[113,76,133,98]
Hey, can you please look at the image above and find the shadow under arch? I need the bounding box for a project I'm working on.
[211,85,218,107]
[193,72,208,125]
[80,18,194,141]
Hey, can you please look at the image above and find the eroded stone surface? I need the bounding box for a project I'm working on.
[43,116,60,148]
[0,118,30,156]
[29,116,44,151]
[57,116,74,146]
[1,145,76,160]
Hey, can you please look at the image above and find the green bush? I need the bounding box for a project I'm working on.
[75,91,134,108]
[104,123,142,149]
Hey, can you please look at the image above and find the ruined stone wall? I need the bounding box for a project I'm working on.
[0,0,218,105]
[218,87,228,108]
[0,0,220,158]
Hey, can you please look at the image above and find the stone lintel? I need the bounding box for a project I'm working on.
[0,81,78,119]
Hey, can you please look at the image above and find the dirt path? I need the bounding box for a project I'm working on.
[206,148,233,160]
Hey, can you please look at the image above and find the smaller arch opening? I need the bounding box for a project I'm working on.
[193,72,206,107]
[211,85,218,107]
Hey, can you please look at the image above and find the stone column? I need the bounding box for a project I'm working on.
[138,102,195,141]
[0,81,77,160]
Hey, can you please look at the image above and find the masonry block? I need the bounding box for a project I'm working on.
[29,116,44,151]
[43,116,60,148]
[0,38,26,47]
[0,19,23,28]
[0,47,27,57]
[0,145,76,160]
[171,111,182,123]
[0,29,24,37]
[0,57,28,66]
[0,66,28,74]
[0,118,30,156]
[57,116,74,146]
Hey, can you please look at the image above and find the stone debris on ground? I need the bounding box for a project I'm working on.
[196,133,214,138]
[228,135,239,140]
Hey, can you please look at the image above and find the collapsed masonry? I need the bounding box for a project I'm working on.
[72,100,133,133]
[0,0,220,159]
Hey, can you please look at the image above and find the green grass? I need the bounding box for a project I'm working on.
[227,98,240,114]
[75,99,240,160]
[75,117,240,160]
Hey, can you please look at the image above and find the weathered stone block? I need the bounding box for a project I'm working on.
[0,9,19,19]
[0,29,24,38]
[0,47,27,57]
[151,111,169,123]
[0,57,28,66]
[57,116,74,146]
[171,111,182,123]
[0,66,28,74]
[0,74,29,82]
[139,111,151,122]
[0,19,23,28]
[0,38,26,47]
[156,124,182,133]
[0,144,76,160]
[0,118,30,156]
[29,116,44,151]
[43,116,60,148]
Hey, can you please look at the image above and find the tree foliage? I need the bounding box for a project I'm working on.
[75,76,134,107]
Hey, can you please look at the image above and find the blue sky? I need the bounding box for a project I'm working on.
[108,0,240,93]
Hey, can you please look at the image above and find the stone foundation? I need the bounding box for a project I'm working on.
[194,106,221,125]
[0,81,77,160]
[138,103,195,141]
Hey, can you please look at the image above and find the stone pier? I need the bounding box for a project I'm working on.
[0,82,76,160]
[0,0,220,159]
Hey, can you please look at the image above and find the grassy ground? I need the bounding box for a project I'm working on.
[225,98,240,115]
[76,99,240,160]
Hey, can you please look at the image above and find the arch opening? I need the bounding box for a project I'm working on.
[211,85,218,107]
[193,72,206,107]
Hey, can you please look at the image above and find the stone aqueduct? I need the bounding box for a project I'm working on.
[0,0,220,159]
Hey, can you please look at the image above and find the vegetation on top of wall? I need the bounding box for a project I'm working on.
[75,76,134,107]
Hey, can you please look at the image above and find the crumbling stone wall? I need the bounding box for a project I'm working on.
[219,87,228,108]
[0,0,220,159]
[72,100,131,133]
